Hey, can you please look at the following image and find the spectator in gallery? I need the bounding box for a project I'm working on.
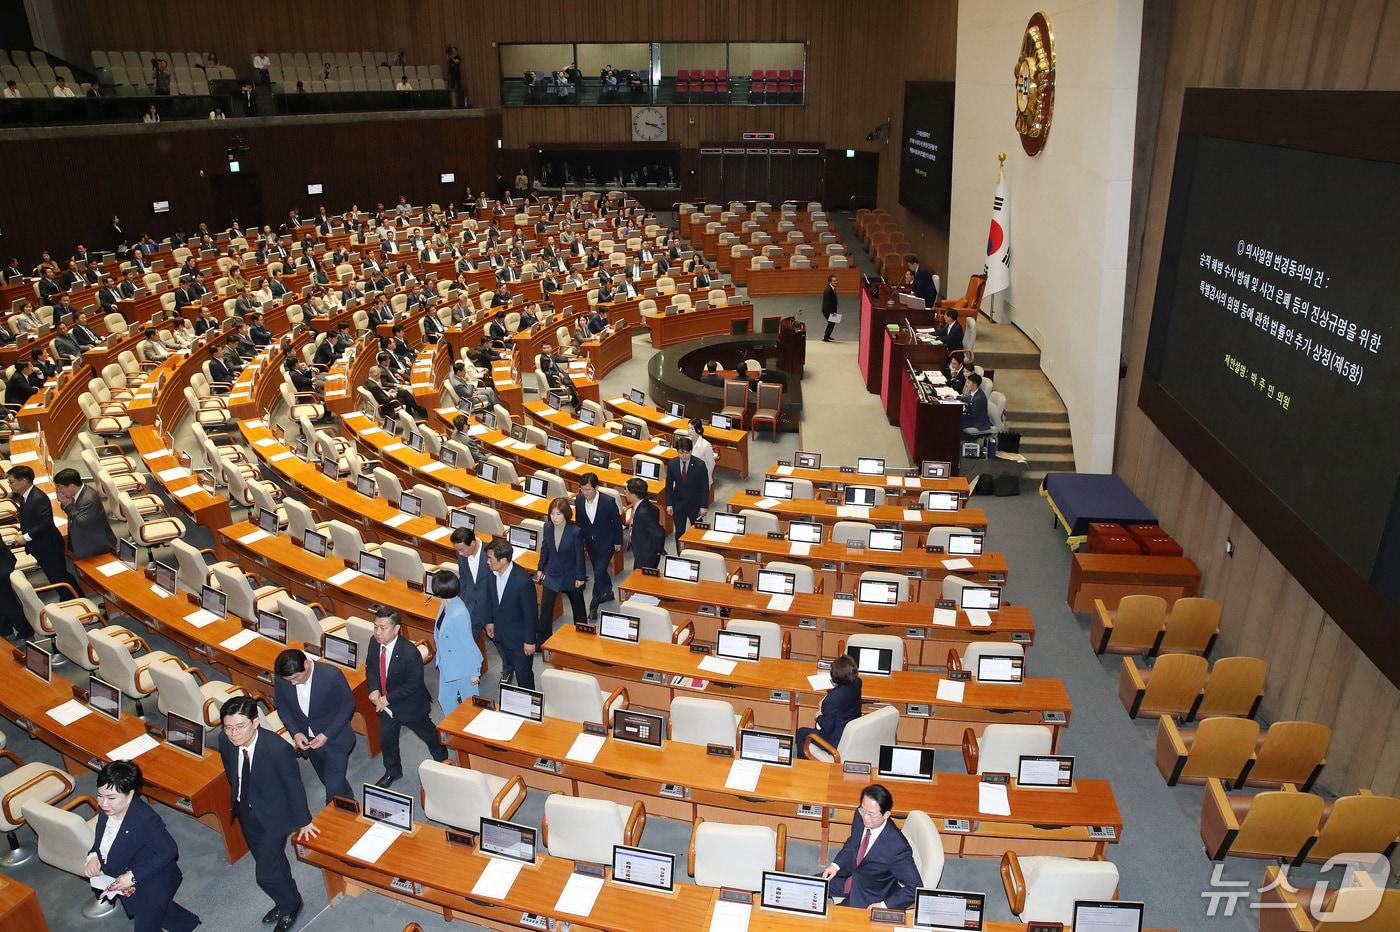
[446,44,464,107]
[143,103,160,123]
[294,80,306,94]
[395,74,414,92]
[152,58,171,95]
[3,79,20,98]
[252,49,271,84]
[208,106,227,119]
[53,76,76,98]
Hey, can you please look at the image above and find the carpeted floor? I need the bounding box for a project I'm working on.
[0,213,1304,931]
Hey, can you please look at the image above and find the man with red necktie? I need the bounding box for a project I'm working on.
[663,435,709,549]
[821,784,923,909]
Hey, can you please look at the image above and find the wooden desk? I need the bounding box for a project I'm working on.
[543,625,1070,748]
[73,554,381,759]
[677,526,1008,604]
[1067,553,1203,612]
[604,395,750,478]
[725,492,988,535]
[0,652,245,862]
[765,463,969,498]
[744,264,862,298]
[645,303,755,348]
[441,703,1119,860]
[580,322,634,378]
[0,875,47,932]
[129,425,233,531]
[616,572,1035,665]
[900,366,966,472]
[17,361,90,454]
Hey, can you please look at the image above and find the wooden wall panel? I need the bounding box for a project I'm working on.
[1116,0,1400,796]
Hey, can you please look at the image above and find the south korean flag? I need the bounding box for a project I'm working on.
[984,169,1011,296]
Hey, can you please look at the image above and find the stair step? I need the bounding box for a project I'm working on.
[977,354,1041,370]
[1021,439,1073,454]
[1014,422,1071,437]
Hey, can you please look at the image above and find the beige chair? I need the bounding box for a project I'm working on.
[0,740,75,867]
[678,548,728,583]
[379,542,426,584]
[902,810,945,886]
[689,817,785,890]
[845,633,905,673]
[1118,653,1208,719]
[763,560,814,593]
[1155,715,1259,787]
[539,669,628,725]
[1000,851,1120,925]
[277,596,349,647]
[1090,594,1167,655]
[207,563,285,623]
[417,761,524,833]
[11,570,103,651]
[88,627,183,716]
[21,796,120,917]
[831,520,875,547]
[1158,597,1222,655]
[722,619,787,659]
[803,704,899,764]
[47,603,131,672]
[622,600,692,645]
[669,696,753,747]
[148,660,245,728]
[170,539,213,596]
[120,491,185,558]
[857,569,907,602]
[1201,779,1325,861]
[541,795,645,863]
[962,724,1053,775]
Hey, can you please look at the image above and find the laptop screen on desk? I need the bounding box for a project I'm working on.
[499,684,543,721]
[165,712,204,757]
[399,491,422,517]
[762,478,794,500]
[577,407,597,426]
[756,569,795,596]
[921,460,951,479]
[667,401,685,418]
[857,579,900,606]
[925,491,960,512]
[24,640,51,683]
[856,457,885,476]
[947,533,983,556]
[302,529,328,557]
[612,708,665,747]
[913,889,985,931]
[88,674,121,720]
[449,508,475,530]
[760,871,827,917]
[739,729,793,766]
[612,845,675,893]
[480,817,536,863]
[1073,901,1144,932]
[634,458,661,481]
[711,512,745,535]
[200,585,227,619]
[599,610,640,643]
[662,555,700,583]
[844,485,878,507]
[878,744,935,781]
[587,449,610,469]
[628,387,646,405]
[476,461,499,484]
[975,653,1022,684]
[358,551,386,580]
[788,521,823,544]
[868,529,903,551]
[152,561,177,595]
[794,451,820,469]
[848,644,894,675]
[256,610,288,644]
[362,783,414,832]
[523,476,549,498]
[1018,755,1075,789]
[322,632,358,668]
[716,629,762,661]
[960,586,1001,611]
[355,475,377,498]
[546,436,568,457]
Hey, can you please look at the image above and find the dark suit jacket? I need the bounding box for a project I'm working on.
[630,499,666,568]
[942,319,964,353]
[575,490,624,558]
[273,659,355,750]
[17,487,64,566]
[946,369,967,394]
[821,284,839,316]
[88,796,185,925]
[538,523,586,591]
[910,266,938,308]
[62,484,116,558]
[962,388,991,431]
[5,371,35,406]
[219,728,311,838]
[482,564,539,649]
[455,547,491,636]
[815,679,863,747]
[664,456,709,519]
[366,635,434,721]
[832,814,923,909]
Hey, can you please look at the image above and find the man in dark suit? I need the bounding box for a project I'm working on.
[821,274,840,342]
[365,606,447,787]
[273,648,356,803]
[9,465,79,591]
[821,783,922,909]
[0,537,29,640]
[664,436,709,547]
[119,269,143,298]
[574,473,624,616]
[961,372,992,434]
[938,308,964,354]
[97,276,123,313]
[482,537,539,688]
[699,361,725,387]
[5,361,36,407]
[218,695,317,931]
[54,469,116,558]
[451,527,491,638]
[906,255,938,308]
[624,477,666,570]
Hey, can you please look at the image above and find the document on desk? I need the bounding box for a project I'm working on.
[220,629,260,652]
[269,452,296,463]
[327,568,362,587]
[514,493,542,507]
[830,598,855,618]
[628,593,660,606]
[423,526,452,541]
[966,609,994,627]
[788,541,811,557]
[775,465,793,476]
[383,512,413,528]
[648,445,669,456]
[697,655,736,676]
[567,421,588,431]
[345,822,400,864]
[978,782,1011,816]
[702,530,734,544]
[254,437,278,448]
[363,427,386,437]
[157,466,192,482]
[708,899,752,932]
[835,505,871,519]
[660,414,681,426]
[941,558,973,571]
[554,872,605,917]
[561,459,584,472]
[246,419,267,429]
[47,699,92,726]
[565,732,605,764]
[107,734,159,761]
[141,447,174,461]
[421,461,446,473]
[752,497,781,510]
[183,608,221,628]
[464,709,523,741]
[935,680,966,703]
[468,423,489,437]
[8,450,38,465]
[238,529,272,545]
[807,672,834,691]
[766,594,794,612]
[725,759,764,792]
[904,509,924,521]
[932,607,958,627]
[94,559,127,577]
[470,857,523,899]
[173,485,204,499]
[596,431,617,441]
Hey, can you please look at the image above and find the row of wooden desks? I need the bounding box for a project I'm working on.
[617,573,1034,665]
[439,702,1119,861]
[765,462,970,499]
[73,553,382,761]
[724,492,989,535]
[644,302,756,348]
[0,648,245,862]
[543,626,1070,748]
[604,395,750,478]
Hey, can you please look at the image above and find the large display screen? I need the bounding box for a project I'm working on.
[1140,88,1400,683]
[898,82,955,222]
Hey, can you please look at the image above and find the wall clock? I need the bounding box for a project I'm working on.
[631,106,668,142]
[1014,11,1056,156]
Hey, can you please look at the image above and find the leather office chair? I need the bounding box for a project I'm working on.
[21,796,119,917]
[418,761,524,834]
[669,696,752,747]
[803,704,899,764]
[1001,851,1120,926]
[963,724,1053,775]
[901,810,946,887]
[148,660,244,728]
[207,563,284,623]
[843,633,905,672]
[688,817,785,891]
[1090,594,1168,655]
[721,619,788,659]
[857,570,907,602]
[0,739,75,868]
[87,628,181,717]
[539,669,629,725]
[379,542,426,584]
[11,570,102,651]
[277,596,349,648]
[542,796,645,864]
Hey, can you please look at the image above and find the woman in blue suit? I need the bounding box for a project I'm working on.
[83,760,201,931]
[535,496,588,644]
[796,654,863,758]
[430,568,483,714]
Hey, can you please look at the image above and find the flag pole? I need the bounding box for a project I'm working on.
[990,152,1006,323]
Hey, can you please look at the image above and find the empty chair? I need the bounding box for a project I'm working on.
[87,628,182,716]
[542,795,645,863]
[678,548,728,583]
[21,796,119,917]
[1305,792,1400,865]
[721,619,787,659]
[954,642,1026,680]
[738,509,779,536]
[379,542,426,583]
[121,492,185,557]
[0,745,75,867]
[857,570,907,602]
[1257,864,1400,931]
[924,526,975,551]
[763,560,813,593]
[901,810,945,887]
[465,503,505,537]
[1118,653,1208,719]
[1200,779,1325,861]
[417,761,524,833]
[750,383,783,439]
[845,633,905,672]
[170,539,212,595]
[669,696,752,747]
[1240,720,1331,790]
[803,703,899,764]
[622,600,691,645]
[1000,851,1120,926]
[325,520,371,561]
[411,484,449,520]
[1155,715,1260,786]
[539,668,628,724]
[46,603,129,672]
[208,563,285,622]
[1157,597,1221,655]
[11,569,102,647]
[688,817,785,891]
[1090,595,1168,655]
[962,724,1053,774]
[147,660,244,728]
[1196,656,1266,719]
[277,596,349,647]
[719,380,748,428]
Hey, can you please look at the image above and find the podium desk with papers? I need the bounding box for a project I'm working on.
[542,625,1071,749]
[0,651,245,862]
[616,572,1034,665]
[439,703,1121,860]
[74,554,382,759]
[724,492,989,534]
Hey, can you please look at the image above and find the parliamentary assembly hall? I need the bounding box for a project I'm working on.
[0,0,1395,929]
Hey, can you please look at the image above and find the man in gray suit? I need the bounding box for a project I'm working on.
[54,468,117,558]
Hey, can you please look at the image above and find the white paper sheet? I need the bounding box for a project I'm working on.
[725,759,763,792]
[830,598,855,618]
[150,584,172,598]
[835,505,870,519]
[89,872,117,892]
[238,530,271,545]
[766,594,794,612]
[94,560,127,577]
[596,431,616,441]
[697,655,736,676]
[183,608,220,628]
[383,513,413,528]
[327,568,361,586]
[246,419,267,429]
[561,459,584,472]
[254,437,278,448]
[978,782,1011,816]
[464,709,524,741]
[514,493,542,507]
[941,558,973,570]
[423,526,452,541]
[565,732,605,763]
[345,822,400,863]
[467,424,488,436]
[701,530,734,544]
[141,447,173,460]
[776,465,793,476]
[660,414,680,425]
[708,900,753,932]
[932,607,958,627]
[421,461,446,473]
[107,734,159,761]
[470,857,523,899]
[554,873,605,917]
[269,452,296,463]
[172,485,204,498]
[935,680,966,703]
[966,609,994,627]
[8,450,38,464]
[807,672,834,691]
[156,466,192,481]
[47,699,92,725]
[363,427,386,436]
[752,497,780,510]
[904,509,923,521]
[383,442,407,453]
[788,541,811,557]
[219,629,260,651]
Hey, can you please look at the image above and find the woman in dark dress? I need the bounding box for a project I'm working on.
[797,654,863,758]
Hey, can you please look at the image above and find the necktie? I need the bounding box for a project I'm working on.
[379,644,389,693]
[846,828,872,894]
[239,748,251,804]
[681,461,687,482]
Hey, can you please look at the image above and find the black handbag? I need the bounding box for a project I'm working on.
[998,430,1022,453]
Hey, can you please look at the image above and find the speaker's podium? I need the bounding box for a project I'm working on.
[900,362,965,474]
[860,280,932,394]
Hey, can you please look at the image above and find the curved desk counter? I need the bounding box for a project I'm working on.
[724,492,988,535]
[644,300,755,348]
[766,462,971,499]
[646,333,804,431]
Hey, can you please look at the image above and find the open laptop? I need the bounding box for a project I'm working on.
[362,783,414,832]
[960,586,1001,611]
[856,457,885,476]
[788,520,823,544]
[598,610,640,643]
[759,871,827,918]
[857,578,900,606]
[877,744,935,781]
[715,629,762,662]
[975,653,1023,684]
[912,888,985,931]
[662,555,700,583]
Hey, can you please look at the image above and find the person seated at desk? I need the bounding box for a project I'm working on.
[796,654,862,758]
[96,275,123,313]
[247,312,273,348]
[518,303,540,330]
[388,324,414,363]
[139,327,170,363]
[30,347,58,381]
[700,360,725,388]
[50,322,82,363]
[597,280,615,303]
[937,307,963,355]
[228,321,257,358]
[539,345,580,409]
[486,311,510,342]
[820,783,922,910]
[945,355,968,395]
[693,265,715,289]
[368,365,427,418]
[211,337,243,384]
[118,268,143,298]
[192,306,221,336]
[5,360,36,406]
[615,272,640,300]
[586,307,610,336]
[961,372,992,434]
[72,312,103,348]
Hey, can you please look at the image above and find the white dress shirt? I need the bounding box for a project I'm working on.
[583,495,599,525]
[294,658,316,735]
[97,812,126,861]
[236,730,261,800]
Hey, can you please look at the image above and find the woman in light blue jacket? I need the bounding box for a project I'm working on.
[430,568,483,715]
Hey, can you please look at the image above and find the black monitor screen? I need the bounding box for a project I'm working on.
[587,449,610,468]
[303,529,328,557]
[256,610,288,644]
[449,508,475,530]
[913,889,985,931]
[898,81,956,222]
[877,744,936,781]
[794,452,821,469]
[88,674,121,720]
[358,551,386,580]
[24,640,51,683]
[612,708,664,747]
[738,729,793,766]
[322,632,358,667]
[362,783,414,831]
[480,817,536,863]
[760,871,827,917]
[164,712,204,757]
[500,684,544,721]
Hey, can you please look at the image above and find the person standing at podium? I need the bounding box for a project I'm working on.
[820,275,839,342]
[905,255,938,308]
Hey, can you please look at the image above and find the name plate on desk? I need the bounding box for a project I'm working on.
[824,497,839,505]
[840,466,855,474]
[689,643,711,655]
[446,829,477,848]
[745,489,761,496]
[871,907,906,924]
[574,621,597,635]
[719,888,753,904]
[948,670,971,682]
[843,761,872,775]
[692,522,710,530]
[582,721,607,736]
[732,581,753,591]
[573,862,606,879]
[1028,924,1065,932]
[472,696,497,710]
[640,567,660,576]
[988,573,1006,583]
[981,772,1010,785]
[706,743,734,758]
[331,796,359,814]
[766,531,785,540]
